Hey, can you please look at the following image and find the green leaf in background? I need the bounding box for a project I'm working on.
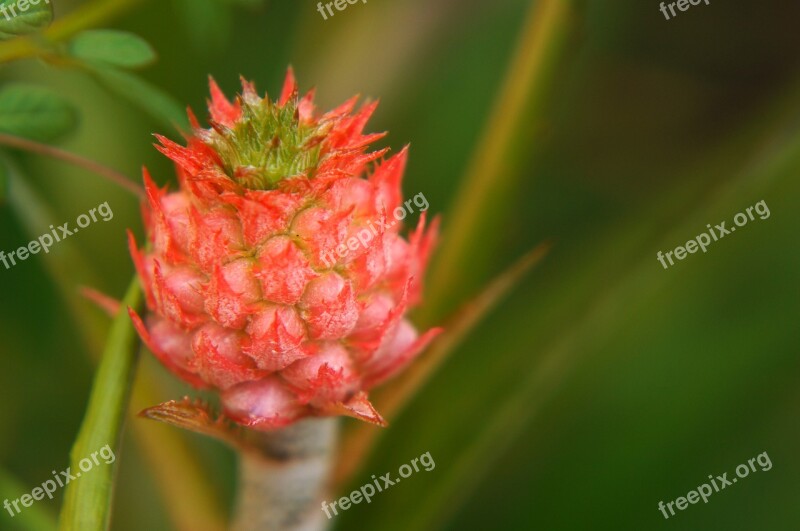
[0,0,53,40]
[81,64,189,132]
[0,84,78,141]
[58,280,142,531]
[67,30,156,69]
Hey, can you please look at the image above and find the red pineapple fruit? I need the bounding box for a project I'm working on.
[129,69,441,430]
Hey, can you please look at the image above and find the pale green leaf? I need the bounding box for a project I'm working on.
[0,84,78,141]
[0,0,53,40]
[68,30,156,69]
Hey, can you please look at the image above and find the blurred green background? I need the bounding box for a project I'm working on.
[1,0,799,529]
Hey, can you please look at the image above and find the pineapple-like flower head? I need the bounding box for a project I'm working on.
[129,69,441,430]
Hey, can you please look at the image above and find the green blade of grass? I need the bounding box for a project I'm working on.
[4,159,225,531]
[420,0,577,323]
[58,279,142,531]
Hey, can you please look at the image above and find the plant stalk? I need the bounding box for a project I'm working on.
[233,418,339,531]
[0,133,143,197]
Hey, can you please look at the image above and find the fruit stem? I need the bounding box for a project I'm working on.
[232,418,339,531]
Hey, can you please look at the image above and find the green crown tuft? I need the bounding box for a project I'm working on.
[206,95,330,190]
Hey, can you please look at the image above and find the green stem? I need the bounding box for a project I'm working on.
[0,133,143,197]
[6,147,224,531]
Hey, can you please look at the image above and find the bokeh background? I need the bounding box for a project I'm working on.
[1,0,799,529]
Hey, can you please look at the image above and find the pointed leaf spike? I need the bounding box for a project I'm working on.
[335,392,387,427]
[278,66,298,106]
[80,286,121,317]
[208,76,240,127]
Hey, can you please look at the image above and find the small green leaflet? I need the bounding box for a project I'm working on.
[0,84,78,141]
[68,30,157,69]
[0,0,53,40]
